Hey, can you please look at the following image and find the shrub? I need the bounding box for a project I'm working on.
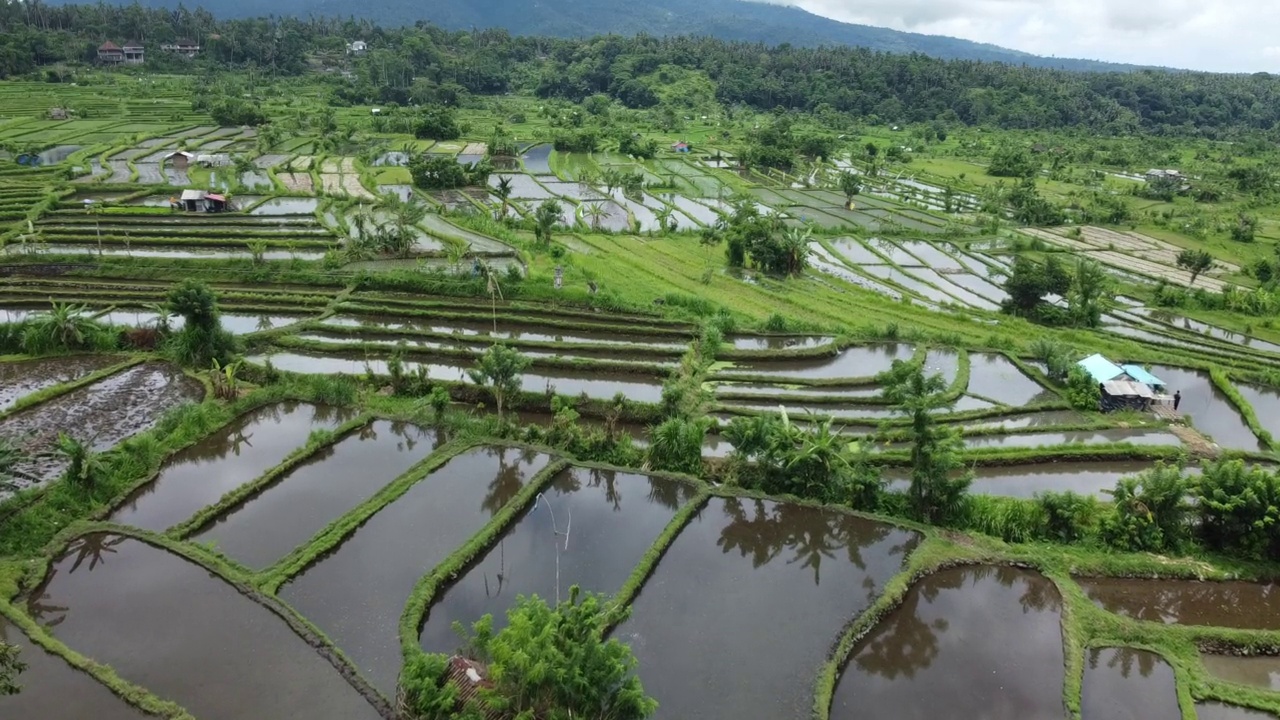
[1194,459,1280,560]
[1101,465,1191,553]
[1064,365,1100,410]
[1036,491,1103,543]
[647,416,709,475]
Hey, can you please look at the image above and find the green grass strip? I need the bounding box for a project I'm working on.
[1211,368,1273,450]
[258,437,474,594]
[165,412,373,540]
[398,457,571,670]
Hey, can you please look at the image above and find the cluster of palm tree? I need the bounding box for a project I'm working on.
[347,196,428,258]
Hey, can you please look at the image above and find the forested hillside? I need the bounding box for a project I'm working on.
[31,0,1144,71]
[2,2,1278,136]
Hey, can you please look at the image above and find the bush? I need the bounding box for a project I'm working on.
[1064,365,1100,410]
[647,417,708,475]
[1101,464,1191,553]
[1194,459,1280,561]
[1036,491,1103,543]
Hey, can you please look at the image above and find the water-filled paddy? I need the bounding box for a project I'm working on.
[29,534,381,720]
[616,498,918,720]
[283,446,553,694]
[0,363,202,491]
[0,617,152,720]
[958,410,1084,431]
[418,466,695,653]
[319,315,689,349]
[1235,382,1280,444]
[831,566,1065,720]
[719,344,913,380]
[110,402,351,531]
[729,335,833,350]
[1146,365,1265,452]
[967,354,1053,405]
[1078,577,1280,629]
[1198,704,1280,720]
[1081,647,1179,720]
[1201,654,1280,691]
[962,429,1182,450]
[192,420,441,569]
[0,355,119,411]
[249,197,319,215]
[885,460,1166,498]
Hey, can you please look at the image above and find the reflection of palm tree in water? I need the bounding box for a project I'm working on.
[20,532,127,630]
[1094,646,1160,679]
[717,499,895,587]
[645,475,689,511]
[854,583,948,681]
[585,468,622,511]
[481,448,527,516]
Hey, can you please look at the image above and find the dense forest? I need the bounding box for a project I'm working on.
[3,1,1280,136]
[37,0,1146,72]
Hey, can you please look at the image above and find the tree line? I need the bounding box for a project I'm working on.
[6,1,1280,135]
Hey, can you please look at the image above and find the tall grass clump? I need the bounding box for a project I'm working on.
[19,303,115,355]
[164,280,239,366]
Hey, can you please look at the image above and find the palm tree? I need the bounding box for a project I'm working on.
[494,176,513,219]
[55,434,106,492]
[385,196,428,258]
[583,202,607,231]
[781,227,812,276]
[654,206,674,235]
[22,302,102,354]
[446,241,473,276]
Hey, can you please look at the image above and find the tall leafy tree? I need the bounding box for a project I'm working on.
[882,361,971,525]
[468,344,530,421]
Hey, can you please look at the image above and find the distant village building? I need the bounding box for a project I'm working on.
[346,40,368,55]
[48,107,69,120]
[122,42,145,64]
[98,41,124,63]
[196,153,230,168]
[160,39,200,57]
[164,151,194,170]
[176,189,226,212]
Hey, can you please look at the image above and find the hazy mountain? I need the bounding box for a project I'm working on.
[63,0,1152,71]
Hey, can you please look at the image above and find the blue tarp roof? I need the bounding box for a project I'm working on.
[1078,354,1126,383]
[1122,364,1165,387]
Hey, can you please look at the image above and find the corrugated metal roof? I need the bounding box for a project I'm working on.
[1121,364,1164,387]
[1078,354,1125,383]
[179,189,206,201]
[1104,380,1154,399]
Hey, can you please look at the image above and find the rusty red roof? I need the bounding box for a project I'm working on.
[99,41,122,51]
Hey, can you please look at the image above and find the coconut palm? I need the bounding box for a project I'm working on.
[494,176,513,219]
[780,227,812,276]
[384,196,428,257]
[654,206,675,235]
[21,302,104,355]
[583,202,607,231]
[446,241,473,276]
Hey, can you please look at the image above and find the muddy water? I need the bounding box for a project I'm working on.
[282,447,553,694]
[729,335,833,350]
[1198,703,1280,720]
[616,498,918,720]
[249,197,319,215]
[318,316,690,349]
[192,420,441,569]
[1081,648,1180,719]
[110,403,352,531]
[1146,365,1265,452]
[1201,654,1280,691]
[885,460,1164,499]
[521,144,553,174]
[0,363,202,491]
[419,466,695,656]
[0,617,151,720]
[958,410,1085,431]
[968,354,1054,406]
[246,351,668,403]
[0,355,119,411]
[1078,577,1280,629]
[963,429,1183,450]
[1236,383,1280,444]
[27,534,381,720]
[831,566,1065,720]
[719,343,913,380]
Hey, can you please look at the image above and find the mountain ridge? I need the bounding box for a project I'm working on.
[56,0,1159,72]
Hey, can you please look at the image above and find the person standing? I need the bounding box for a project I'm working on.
[1174,390,1182,411]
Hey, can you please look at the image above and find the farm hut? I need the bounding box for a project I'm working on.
[204,193,227,212]
[196,153,230,168]
[98,41,124,63]
[672,141,691,154]
[1077,354,1167,412]
[179,189,207,211]
[48,107,69,120]
[165,151,194,170]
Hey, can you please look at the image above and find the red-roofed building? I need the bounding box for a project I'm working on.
[98,41,124,63]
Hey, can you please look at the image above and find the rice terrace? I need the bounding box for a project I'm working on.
[5,4,1280,720]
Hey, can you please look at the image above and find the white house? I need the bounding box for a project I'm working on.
[346,40,368,55]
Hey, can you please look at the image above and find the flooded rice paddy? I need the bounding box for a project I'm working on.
[1078,577,1280,629]
[110,403,352,531]
[283,446,553,694]
[718,344,913,380]
[1146,365,1265,452]
[616,498,918,720]
[0,617,152,720]
[0,355,120,411]
[1198,704,1280,720]
[417,466,695,659]
[28,535,381,720]
[0,363,202,492]
[1201,654,1280,691]
[966,354,1053,405]
[1081,647,1179,720]
[962,429,1183,450]
[885,460,1167,498]
[191,420,441,569]
[831,566,1065,720]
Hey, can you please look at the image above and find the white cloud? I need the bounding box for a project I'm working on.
[759,0,1280,72]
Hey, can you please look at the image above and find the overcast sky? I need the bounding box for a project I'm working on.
[763,0,1277,72]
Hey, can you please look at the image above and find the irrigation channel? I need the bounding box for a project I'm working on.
[4,125,1280,720]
